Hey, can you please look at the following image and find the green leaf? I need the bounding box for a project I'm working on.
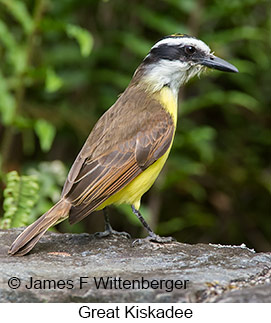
[164,0,197,13]
[26,161,68,222]
[186,127,216,163]
[45,67,63,92]
[227,91,260,112]
[0,0,34,34]
[66,24,93,57]
[0,19,17,49]
[120,32,152,57]
[34,119,56,152]
[0,72,16,125]
[0,20,30,73]
[136,6,188,34]
[0,171,39,229]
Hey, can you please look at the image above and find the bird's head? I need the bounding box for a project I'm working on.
[135,34,238,95]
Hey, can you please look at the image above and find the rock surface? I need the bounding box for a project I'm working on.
[0,228,270,303]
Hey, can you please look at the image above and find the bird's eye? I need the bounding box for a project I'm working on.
[184,46,196,55]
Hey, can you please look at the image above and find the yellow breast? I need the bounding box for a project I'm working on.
[97,86,178,210]
[155,86,178,126]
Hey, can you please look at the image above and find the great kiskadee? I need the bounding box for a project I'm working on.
[8,34,238,256]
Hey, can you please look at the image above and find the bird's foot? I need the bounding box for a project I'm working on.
[94,226,131,239]
[96,208,131,239]
[133,233,175,246]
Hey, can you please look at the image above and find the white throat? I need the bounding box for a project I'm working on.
[141,59,203,97]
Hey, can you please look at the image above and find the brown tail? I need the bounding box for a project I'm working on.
[8,199,71,256]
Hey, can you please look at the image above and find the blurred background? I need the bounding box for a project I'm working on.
[0,0,270,251]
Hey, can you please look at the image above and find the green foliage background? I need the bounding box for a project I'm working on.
[0,0,270,251]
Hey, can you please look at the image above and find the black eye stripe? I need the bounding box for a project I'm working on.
[149,45,182,61]
[143,43,205,65]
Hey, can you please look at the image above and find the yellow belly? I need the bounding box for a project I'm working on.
[97,148,171,210]
[97,86,177,210]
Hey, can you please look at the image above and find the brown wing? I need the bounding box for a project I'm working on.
[62,84,175,224]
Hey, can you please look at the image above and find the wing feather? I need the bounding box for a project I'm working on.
[62,85,175,224]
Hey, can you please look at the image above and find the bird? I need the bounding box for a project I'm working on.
[8,34,238,256]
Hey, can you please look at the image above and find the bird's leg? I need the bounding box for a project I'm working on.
[103,207,113,232]
[94,207,131,239]
[131,205,175,244]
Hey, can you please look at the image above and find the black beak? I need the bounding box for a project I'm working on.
[200,55,238,73]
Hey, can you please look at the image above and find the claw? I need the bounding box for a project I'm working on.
[132,234,175,246]
[95,229,131,239]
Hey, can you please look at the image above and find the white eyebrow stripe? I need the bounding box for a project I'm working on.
[151,37,211,54]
